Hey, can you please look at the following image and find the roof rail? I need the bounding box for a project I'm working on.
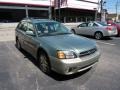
[23,17,49,20]
[22,17,55,22]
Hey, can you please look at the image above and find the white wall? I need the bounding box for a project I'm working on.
[0,0,52,6]
[0,0,100,11]
[67,0,99,10]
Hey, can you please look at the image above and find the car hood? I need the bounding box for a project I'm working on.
[39,34,96,53]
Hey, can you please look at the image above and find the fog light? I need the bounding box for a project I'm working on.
[68,67,77,72]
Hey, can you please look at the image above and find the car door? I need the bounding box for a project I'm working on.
[24,22,38,57]
[16,21,28,50]
[88,22,100,36]
[76,23,89,35]
[86,22,95,36]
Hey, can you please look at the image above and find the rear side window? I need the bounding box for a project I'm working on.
[93,23,98,26]
[17,21,27,32]
[97,22,107,26]
[17,22,22,29]
[79,23,88,27]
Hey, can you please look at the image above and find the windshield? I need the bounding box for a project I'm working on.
[97,22,108,26]
[35,22,72,36]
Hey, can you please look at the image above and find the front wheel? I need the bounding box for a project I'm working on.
[39,52,51,74]
[94,32,103,40]
[71,29,76,34]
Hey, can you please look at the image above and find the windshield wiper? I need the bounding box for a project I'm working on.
[55,33,72,35]
[38,33,53,36]
[38,32,72,37]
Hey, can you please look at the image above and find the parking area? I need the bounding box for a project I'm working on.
[0,26,120,90]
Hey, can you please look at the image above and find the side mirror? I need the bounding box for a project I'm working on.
[26,31,35,36]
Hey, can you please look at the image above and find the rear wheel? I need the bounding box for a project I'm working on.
[16,39,22,50]
[117,32,120,37]
[94,32,103,40]
[39,52,51,74]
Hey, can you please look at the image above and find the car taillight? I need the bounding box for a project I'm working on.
[106,27,112,30]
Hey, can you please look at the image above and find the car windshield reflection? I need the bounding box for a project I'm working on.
[35,22,72,36]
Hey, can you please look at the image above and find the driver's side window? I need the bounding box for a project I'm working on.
[26,22,36,36]
[27,23,34,32]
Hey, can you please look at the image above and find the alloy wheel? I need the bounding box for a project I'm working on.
[39,53,50,74]
[95,32,103,40]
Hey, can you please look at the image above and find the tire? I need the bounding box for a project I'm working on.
[71,29,76,34]
[117,32,120,37]
[16,39,22,50]
[94,32,103,40]
[39,52,51,74]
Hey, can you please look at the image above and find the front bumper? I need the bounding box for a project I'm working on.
[50,50,100,75]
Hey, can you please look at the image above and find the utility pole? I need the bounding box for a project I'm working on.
[116,0,119,21]
[100,0,106,21]
[94,8,97,21]
[49,0,52,20]
[25,5,28,18]
[58,0,61,22]
[100,0,103,21]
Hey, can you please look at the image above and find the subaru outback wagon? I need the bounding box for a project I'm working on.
[15,18,100,75]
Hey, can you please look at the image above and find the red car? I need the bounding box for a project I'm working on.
[112,22,120,36]
[107,21,120,36]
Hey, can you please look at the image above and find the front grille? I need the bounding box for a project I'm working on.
[79,48,97,57]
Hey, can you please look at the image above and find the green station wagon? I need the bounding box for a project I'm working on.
[15,18,100,75]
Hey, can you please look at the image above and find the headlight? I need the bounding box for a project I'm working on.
[57,51,77,59]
